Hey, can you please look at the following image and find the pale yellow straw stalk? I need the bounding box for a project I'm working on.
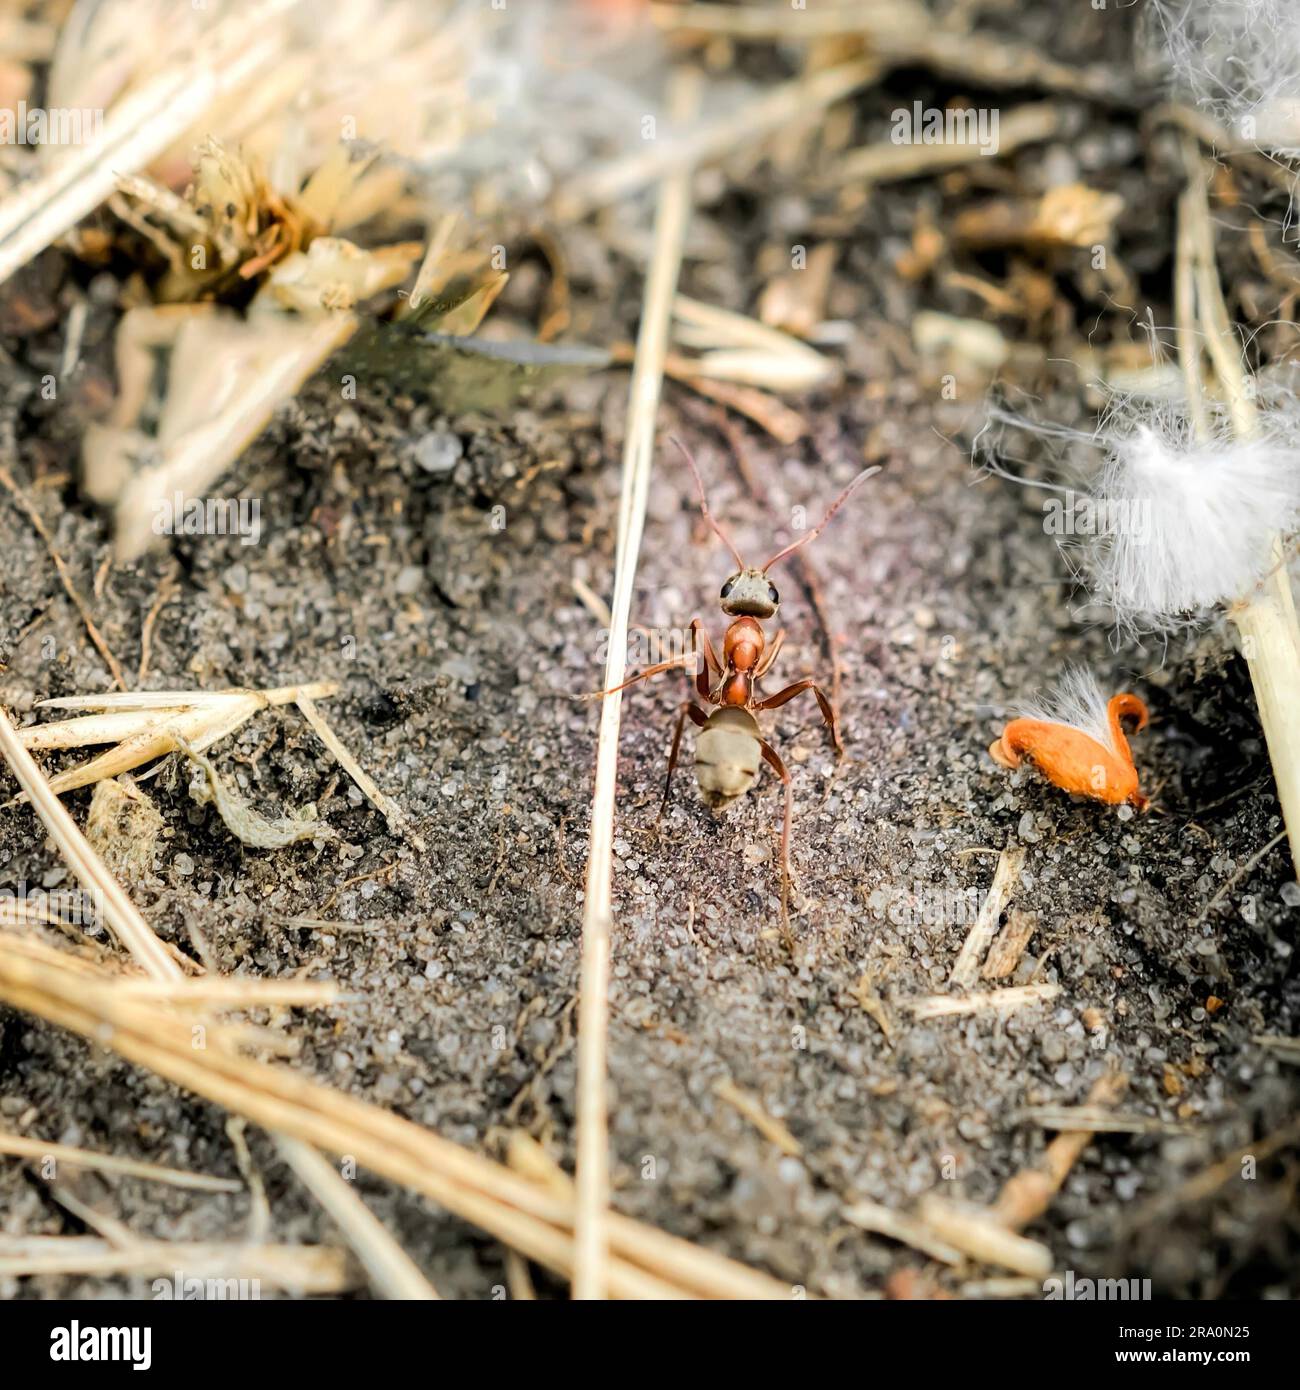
[574,68,698,1301]
[1178,145,1300,870]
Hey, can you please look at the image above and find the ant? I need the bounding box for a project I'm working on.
[590,438,878,944]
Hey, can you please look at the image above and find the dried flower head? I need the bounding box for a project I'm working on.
[990,667,1149,810]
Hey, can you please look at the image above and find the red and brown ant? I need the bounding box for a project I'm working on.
[589,438,878,944]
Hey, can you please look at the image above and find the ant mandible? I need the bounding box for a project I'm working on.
[591,437,878,944]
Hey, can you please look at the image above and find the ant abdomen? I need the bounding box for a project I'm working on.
[695,707,761,808]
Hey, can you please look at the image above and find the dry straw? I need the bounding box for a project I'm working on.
[0,0,295,288]
[573,67,699,1302]
[1174,142,1300,868]
[0,701,439,1300]
[0,1132,242,1193]
[1,697,788,1297]
[0,944,791,1299]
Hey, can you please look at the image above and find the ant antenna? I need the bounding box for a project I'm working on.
[671,436,746,571]
[762,465,881,572]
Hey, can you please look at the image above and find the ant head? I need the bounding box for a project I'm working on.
[670,435,879,623]
[720,567,779,620]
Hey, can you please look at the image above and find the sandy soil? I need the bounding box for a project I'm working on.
[1,2,1297,1300]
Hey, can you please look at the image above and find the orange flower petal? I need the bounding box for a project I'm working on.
[993,700,1147,809]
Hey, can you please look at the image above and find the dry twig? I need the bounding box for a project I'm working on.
[0,945,793,1299]
[949,847,1026,988]
[0,465,125,689]
[0,1132,241,1193]
[574,67,699,1303]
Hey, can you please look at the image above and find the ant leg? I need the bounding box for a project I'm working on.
[589,618,718,701]
[689,618,722,702]
[758,737,795,951]
[659,701,709,821]
[753,678,843,757]
[754,628,786,679]
[579,654,697,700]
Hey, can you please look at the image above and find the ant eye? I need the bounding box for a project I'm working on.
[720,577,736,599]
[768,584,779,604]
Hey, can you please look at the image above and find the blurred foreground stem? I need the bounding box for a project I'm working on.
[1179,141,1300,871]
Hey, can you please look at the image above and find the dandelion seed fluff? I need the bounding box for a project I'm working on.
[1090,404,1300,631]
[1019,666,1119,756]
[1151,0,1300,150]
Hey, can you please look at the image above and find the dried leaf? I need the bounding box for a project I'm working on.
[173,734,333,850]
[341,325,611,410]
[85,776,163,881]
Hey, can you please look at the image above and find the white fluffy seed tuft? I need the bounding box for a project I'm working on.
[1088,401,1300,633]
[1018,666,1119,757]
[1150,0,1300,150]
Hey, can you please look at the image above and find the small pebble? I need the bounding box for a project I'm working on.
[415,430,463,474]
[1065,1218,1092,1250]
[777,1157,805,1184]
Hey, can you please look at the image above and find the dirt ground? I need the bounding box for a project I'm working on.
[1,3,1298,1300]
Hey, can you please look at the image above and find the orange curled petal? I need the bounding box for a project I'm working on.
[988,736,1018,769]
[997,719,1040,763]
[994,718,1139,807]
[1109,692,1148,732]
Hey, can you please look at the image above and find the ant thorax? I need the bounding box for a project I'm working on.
[719,567,779,620]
